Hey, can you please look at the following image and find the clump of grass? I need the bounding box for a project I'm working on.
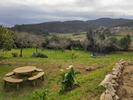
[58,64,62,68]
[31,52,48,58]
[11,52,18,57]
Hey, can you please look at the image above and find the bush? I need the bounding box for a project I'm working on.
[57,65,81,94]
[11,52,18,57]
[31,52,48,58]
[66,47,79,59]
[30,88,50,100]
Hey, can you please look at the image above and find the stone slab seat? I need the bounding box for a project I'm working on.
[28,72,44,86]
[5,72,15,77]
[35,68,43,72]
[3,77,23,90]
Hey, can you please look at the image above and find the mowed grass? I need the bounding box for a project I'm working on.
[0,48,133,100]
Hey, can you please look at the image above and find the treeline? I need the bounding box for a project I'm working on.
[1,25,131,58]
[9,18,132,36]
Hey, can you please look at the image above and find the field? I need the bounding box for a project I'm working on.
[0,48,133,100]
[49,29,133,41]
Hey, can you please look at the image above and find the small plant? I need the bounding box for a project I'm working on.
[11,52,18,57]
[58,64,62,68]
[57,65,81,94]
[31,52,48,58]
[66,47,79,59]
[30,88,50,100]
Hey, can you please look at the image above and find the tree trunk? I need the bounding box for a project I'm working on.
[62,48,64,52]
[84,48,86,53]
[93,45,94,56]
[20,47,23,57]
[36,47,37,53]
[55,48,57,53]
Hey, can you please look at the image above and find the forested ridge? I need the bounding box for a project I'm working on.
[9,18,132,35]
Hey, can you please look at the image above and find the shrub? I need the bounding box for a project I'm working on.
[57,65,81,94]
[30,88,50,100]
[66,47,79,59]
[11,52,18,57]
[31,52,48,58]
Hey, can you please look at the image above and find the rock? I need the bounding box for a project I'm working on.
[112,71,119,75]
[107,83,116,93]
[111,79,116,84]
[104,94,113,100]
[99,74,112,86]
[86,67,92,71]
[100,92,105,100]
[112,75,117,79]
[106,89,116,96]
[119,58,123,63]
[114,95,120,100]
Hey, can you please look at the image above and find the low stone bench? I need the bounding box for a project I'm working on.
[28,72,44,86]
[3,77,23,90]
[5,72,15,77]
[35,68,43,72]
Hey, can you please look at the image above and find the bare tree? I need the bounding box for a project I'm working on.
[80,39,90,53]
[13,32,30,57]
[58,37,70,52]
[31,35,45,53]
[49,40,59,53]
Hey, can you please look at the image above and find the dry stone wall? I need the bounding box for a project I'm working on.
[99,59,133,100]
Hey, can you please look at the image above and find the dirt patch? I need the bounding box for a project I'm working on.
[117,65,133,100]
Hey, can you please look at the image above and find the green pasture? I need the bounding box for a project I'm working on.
[0,49,133,100]
[120,29,133,32]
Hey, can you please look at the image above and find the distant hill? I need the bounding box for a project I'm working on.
[86,18,132,27]
[113,20,133,27]
[9,18,132,35]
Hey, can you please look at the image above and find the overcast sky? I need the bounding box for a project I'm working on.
[0,0,133,27]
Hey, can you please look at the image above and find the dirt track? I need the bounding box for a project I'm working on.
[117,65,133,100]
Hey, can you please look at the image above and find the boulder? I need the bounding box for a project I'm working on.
[107,83,116,93]
[100,92,105,100]
[106,89,116,96]
[114,95,120,100]
[86,67,92,71]
[99,74,112,86]
[112,75,117,79]
[104,94,113,100]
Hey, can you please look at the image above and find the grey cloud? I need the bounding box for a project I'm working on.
[0,0,133,27]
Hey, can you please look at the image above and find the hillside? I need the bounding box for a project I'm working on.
[9,18,132,35]
[113,20,133,27]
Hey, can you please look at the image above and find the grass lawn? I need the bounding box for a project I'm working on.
[0,48,133,100]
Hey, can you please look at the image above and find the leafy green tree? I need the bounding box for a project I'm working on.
[50,34,59,42]
[0,25,14,52]
[103,28,111,37]
[106,36,120,52]
[100,32,105,40]
[119,34,131,50]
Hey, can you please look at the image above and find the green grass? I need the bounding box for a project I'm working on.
[0,48,133,100]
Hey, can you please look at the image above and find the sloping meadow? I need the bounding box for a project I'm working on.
[0,48,133,100]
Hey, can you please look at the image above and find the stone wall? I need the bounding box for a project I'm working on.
[99,59,133,100]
